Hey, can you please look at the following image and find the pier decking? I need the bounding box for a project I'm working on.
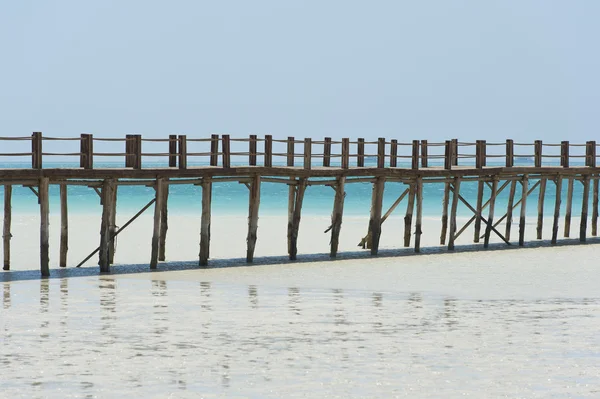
[1,133,598,276]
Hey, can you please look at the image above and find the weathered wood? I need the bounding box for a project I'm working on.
[357,138,365,167]
[551,176,562,245]
[246,175,260,262]
[444,140,453,170]
[98,179,114,272]
[168,134,177,167]
[39,177,50,276]
[506,139,514,167]
[448,178,461,250]
[483,177,498,248]
[341,138,349,169]
[287,179,296,254]
[421,140,428,168]
[390,139,398,168]
[377,138,385,169]
[304,138,311,170]
[451,139,459,166]
[210,134,219,166]
[323,137,332,167]
[3,185,11,270]
[59,184,68,267]
[561,141,569,167]
[476,140,486,169]
[534,140,542,168]
[586,141,596,167]
[411,140,419,170]
[158,179,169,262]
[133,135,142,169]
[404,182,416,247]
[249,134,257,166]
[505,180,517,242]
[199,177,212,266]
[457,180,510,241]
[125,134,133,167]
[178,135,187,170]
[519,175,529,246]
[440,181,450,245]
[32,132,42,169]
[108,184,117,264]
[289,178,307,260]
[369,176,385,255]
[287,137,295,167]
[580,174,590,242]
[358,187,409,249]
[536,177,547,240]
[329,177,345,257]
[222,134,231,168]
[80,134,93,169]
[414,177,423,252]
[265,135,273,167]
[150,178,164,269]
[473,181,485,243]
[564,177,574,237]
[592,176,599,236]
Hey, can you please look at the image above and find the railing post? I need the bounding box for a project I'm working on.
[341,138,349,169]
[411,140,419,170]
[286,137,294,167]
[178,135,187,170]
[534,140,542,168]
[377,137,385,168]
[357,138,365,167]
[249,134,257,166]
[451,138,458,166]
[32,132,42,169]
[323,137,331,167]
[168,134,177,167]
[210,134,219,166]
[506,139,514,167]
[420,140,428,168]
[476,140,486,169]
[133,134,142,169]
[222,134,231,168]
[561,140,569,168]
[586,141,596,167]
[125,134,132,167]
[304,138,312,170]
[264,135,273,167]
[444,140,453,170]
[80,133,93,169]
[390,139,398,168]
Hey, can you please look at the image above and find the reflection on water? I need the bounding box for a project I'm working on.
[1,278,600,398]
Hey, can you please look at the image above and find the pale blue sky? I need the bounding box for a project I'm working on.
[1,1,598,142]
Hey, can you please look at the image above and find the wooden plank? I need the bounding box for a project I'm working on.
[561,141,569,168]
[265,135,273,167]
[593,175,599,236]
[390,139,397,168]
[377,138,386,169]
[505,180,517,242]
[210,134,219,166]
[551,175,562,244]
[59,184,68,267]
[448,177,461,250]
[440,181,450,245]
[536,177,547,239]
[329,177,345,257]
[534,140,542,168]
[404,181,416,247]
[249,134,257,166]
[168,134,177,167]
[3,185,11,270]
[158,179,169,262]
[411,140,419,170]
[421,140,428,168]
[341,138,349,169]
[483,177,498,248]
[444,140,452,170]
[304,138,311,170]
[287,137,295,167]
[580,174,590,242]
[150,178,164,269]
[473,181,485,243]
[564,177,574,237]
[199,177,212,266]
[222,134,231,168]
[519,175,529,246]
[369,176,385,255]
[289,178,307,260]
[287,179,296,254]
[323,137,331,167]
[39,177,50,276]
[108,184,117,265]
[246,175,261,262]
[414,176,423,252]
[357,138,365,167]
[506,139,514,167]
[178,135,187,170]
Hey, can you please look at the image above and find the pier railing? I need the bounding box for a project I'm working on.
[2,133,598,170]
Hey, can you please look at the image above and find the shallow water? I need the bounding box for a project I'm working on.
[2,254,600,398]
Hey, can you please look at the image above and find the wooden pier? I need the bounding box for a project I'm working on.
[0,133,599,276]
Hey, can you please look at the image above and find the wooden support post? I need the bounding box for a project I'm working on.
[210,134,219,166]
[287,179,296,254]
[421,140,428,168]
[505,180,517,242]
[99,179,115,273]
[506,139,514,167]
[377,138,386,169]
[246,175,261,262]
[178,135,187,170]
[80,134,93,169]
[483,177,498,248]
[580,174,590,242]
[222,134,231,168]
[536,177,547,240]
[168,134,177,167]
[150,178,164,269]
[249,134,257,166]
[552,176,562,245]
[199,178,212,266]
[265,135,273,167]
[586,141,596,167]
[473,181,485,243]
[287,137,295,167]
[323,137,331,167]
[451,139,458,166]
[357,138,365,167]
[448,178,461,250]
[414,177,423,252]
[519,175,529,246]
[289,178,307,260]
[411,140,419,170]
[133,135,142,169]
[390,139,398,168]
[304,138,311,170]
[440,181,450,245]
[369,176,385,255]
[476,140,487,169]
[59,184,68,267]
[341,138,349,169]
[125,134,133,167]
[404,182,416,247]
[108,184,117,265]
[3,185,11,270]
[39,177,50,276]
[564,177,574,237]
[592,176,599,236]
[534,140,542,167]
[158,179,169,262]
[444,140,453,170]
[32,132,42,169]
[561,141,569,167]
[330,177,345,257]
